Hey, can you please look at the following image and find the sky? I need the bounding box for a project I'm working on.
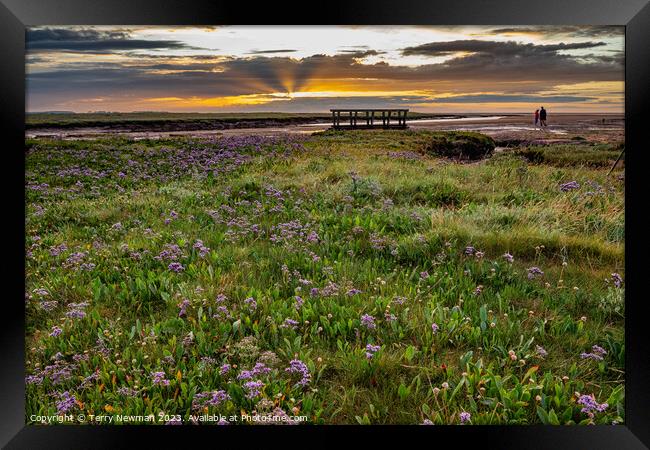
[25,25,625,113]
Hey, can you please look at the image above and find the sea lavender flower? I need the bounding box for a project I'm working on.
[503,252,514,263]
[237,370,253,380]
[168,262,185,273]
[560,181,580,192]
[431,323,439,334]
[464,246,476,256]
[459,411,471,424]
[580,352,604,361]
[527,267,544,280]
[281,318,299,330]
[252,362,272,376]
[55,391,76,414]
[151,371,170,386]
[346,288,362,296]
[49,326,63,337]
[285,359,311,387]
[610,273,623,288]
[219,363,231,376]
[243,380,264,399]
[536,345,548,358]
[420,271,429,279]
[365,344,381,359]
[178,299,190,317]
[473,285,483,296]
[592,345,607,356]
[117,387,137,397]
[192,390,230,410]
[360,314,376,330]
[422,419,434,425]
[294,296,304,311]
[244,297,257,311]
[577,394,608,414]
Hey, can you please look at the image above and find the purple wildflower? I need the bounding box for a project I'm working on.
[219,364,231,376]
[281,318,299,329]
[168,262,185,273]
[285,359,311,387]
[527,267,544,280]
[243,380,264,399]
[577,394,608,414]
[244,297,257,311]
[55,391,77,414]
[431,323,439,334]
[49,326,63,337]
[360,314,376,330]
[503,252,514,263]
[365,344,381,359]
[459,411,471,424]
[294,296,304,311]
[610,273,623,288]
[151,371,170,386]
[178,299,190,317]
[464,246,476,255]
[560,181,580,192]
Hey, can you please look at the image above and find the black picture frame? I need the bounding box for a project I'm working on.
[2,0,649,447]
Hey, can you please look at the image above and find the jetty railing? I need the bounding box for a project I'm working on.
[330,108,408,129]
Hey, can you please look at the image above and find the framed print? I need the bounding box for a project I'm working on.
[1,0,649,447]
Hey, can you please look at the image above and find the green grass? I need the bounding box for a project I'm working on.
[25,130,624,425]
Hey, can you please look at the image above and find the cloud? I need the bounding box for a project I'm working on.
[486,26,623,39]
[401,39,606,56]
[248,49,298,54]
[432,94,592,103]
[26,27,202,53]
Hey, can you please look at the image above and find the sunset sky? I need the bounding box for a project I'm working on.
[26,26,625,113]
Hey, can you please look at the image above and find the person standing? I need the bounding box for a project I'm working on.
[539,106,547,128]
[534,109,540,128]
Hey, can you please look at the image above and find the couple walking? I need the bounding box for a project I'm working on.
[534,106,547,129]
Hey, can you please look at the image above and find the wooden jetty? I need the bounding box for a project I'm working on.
[330,108,408,129]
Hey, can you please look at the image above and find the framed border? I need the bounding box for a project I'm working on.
[1,0,649,447]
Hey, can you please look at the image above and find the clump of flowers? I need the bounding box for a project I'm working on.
[360,314,376,330]
[503,252,514,263]
[168,262,185,273]
[580,345,607,361]
[577,394,608,415]
[280,318,299,330]
[151,371,170,386]
[193,239,210,258]
[527,267,544,280]
[459,411,471,424]
[464,246,475,256]
[560,181,580,192]
[610,273,623,288]
[244,297,257,311]
[55,391,77,414]
[431,323,439,334]
[535,345,548,358]
[285,359,311,387]
[365,344,381,359]
[49,326,63,337]
[178,299,190,317]
[243,380,264,399]
[192,390,230,411]
[65,302,89,319]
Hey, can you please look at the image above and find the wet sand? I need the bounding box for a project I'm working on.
[25,113,624,145]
